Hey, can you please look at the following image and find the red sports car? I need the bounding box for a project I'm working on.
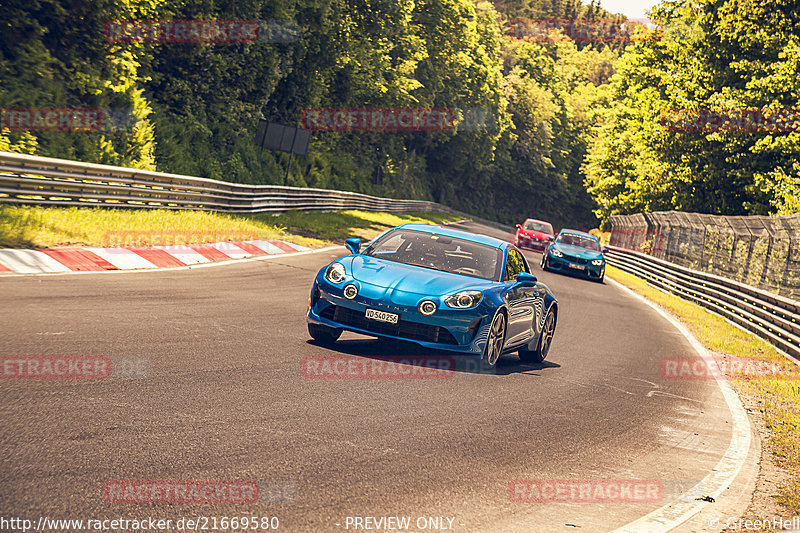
[515,219,554,252]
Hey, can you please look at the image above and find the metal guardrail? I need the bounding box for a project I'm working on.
[8,152,793,355]
[606,245,800,360]
[0,151,510,231]
[608,210,800,300]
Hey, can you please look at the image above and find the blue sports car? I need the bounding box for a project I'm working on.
[307,224,558,367]
[541,229,608,282]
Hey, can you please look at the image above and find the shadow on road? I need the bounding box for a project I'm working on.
[306,337,561,376]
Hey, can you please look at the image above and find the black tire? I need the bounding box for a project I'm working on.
[519,308,556,364]
[308,323,342,344]
[482,311,507,369]
[595,266,605,283]
[541,255,550,272]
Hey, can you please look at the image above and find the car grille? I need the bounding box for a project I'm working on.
[562,255,589,264]
[320,304,458,345]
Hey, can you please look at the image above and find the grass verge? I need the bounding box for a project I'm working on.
[606,265,800,519]
[0,205,464,249]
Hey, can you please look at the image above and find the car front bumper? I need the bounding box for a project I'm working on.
[516,237,547,252]
[546,254,605,279]
[307,281,491,355]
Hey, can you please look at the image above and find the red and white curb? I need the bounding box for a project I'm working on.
[0,239,311,274]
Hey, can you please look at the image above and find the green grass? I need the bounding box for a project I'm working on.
[606,265,800,517]
[0,205,464,249]
[268,209,463,242]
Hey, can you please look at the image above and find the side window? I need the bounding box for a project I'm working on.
[504,249,527,281]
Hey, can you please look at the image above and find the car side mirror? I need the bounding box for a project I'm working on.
[345,238,361,254]
[516,224,521,229]
[547,236,554,242]
[515,272,538,286]
[602,246,609,254]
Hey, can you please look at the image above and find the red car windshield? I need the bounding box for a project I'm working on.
[523,221,553,234]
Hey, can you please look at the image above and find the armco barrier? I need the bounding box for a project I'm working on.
[0,151,509,231]
[606,245,800,360]
[608,211,800,300]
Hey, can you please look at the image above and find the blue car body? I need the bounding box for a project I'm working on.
[307,224,558,360]
[542,229,606,282]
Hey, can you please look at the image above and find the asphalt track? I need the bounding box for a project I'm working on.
[0,221,743,532]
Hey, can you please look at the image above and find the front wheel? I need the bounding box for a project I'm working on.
[308,323,342,344]
[483,311,507,369]
[595,266,605,283]
[519,308,556,364]
[541,255,551,272]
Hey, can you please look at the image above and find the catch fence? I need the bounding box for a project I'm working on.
[609,212,800,300]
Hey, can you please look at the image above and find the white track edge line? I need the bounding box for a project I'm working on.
[0,246,344,277]
[606,277,752,533]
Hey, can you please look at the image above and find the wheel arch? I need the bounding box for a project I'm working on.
[548,301,558,321]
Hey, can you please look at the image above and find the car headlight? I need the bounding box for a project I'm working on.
[591,259,604,266]
[418,300,437,315]
[343,284,358,299]
[444,290,483,309]
[551,248,563,257]
[325,262,346,284]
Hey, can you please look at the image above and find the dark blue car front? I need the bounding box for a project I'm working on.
[541,229,607,282]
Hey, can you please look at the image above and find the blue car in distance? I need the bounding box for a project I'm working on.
[541,229,607,282]
[307,224,558,368]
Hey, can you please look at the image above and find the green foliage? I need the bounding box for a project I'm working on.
[0,0,159,167]
[1,0,630,229]
[0,205,461,248]
[584,0,800,220]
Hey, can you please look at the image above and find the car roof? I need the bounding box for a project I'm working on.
[558,229,597,239]
[396,224,508,249]
[524,218,552,225]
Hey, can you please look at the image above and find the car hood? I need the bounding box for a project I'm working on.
[553,244,603,260]
[348,255,495,296]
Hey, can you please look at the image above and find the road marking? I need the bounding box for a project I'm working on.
[38,248,118,271]
[646,390,703,403]
[0,245,343,276]
[248,240,288,254]
[128,247,187,267]
[85,248,159,270]
[0,249,73,273]
[607,277,752,533]
[208,241,252,259]
[153,245,212,265]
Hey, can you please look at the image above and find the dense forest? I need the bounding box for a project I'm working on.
[584,0,800,219]
[1,0,797,228]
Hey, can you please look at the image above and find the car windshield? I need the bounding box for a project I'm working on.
[363,229,503,281]
[524,221,553,234]
[556,233,601,251]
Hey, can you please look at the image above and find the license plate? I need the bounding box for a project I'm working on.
[365,308,399,324]
[568,263,585,270]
